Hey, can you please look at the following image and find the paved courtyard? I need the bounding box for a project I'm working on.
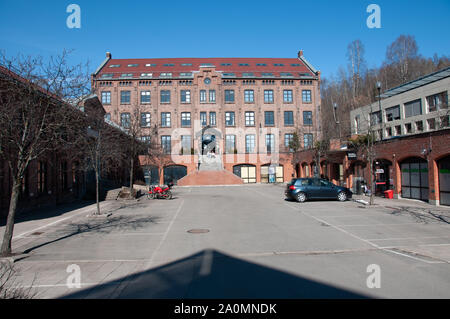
[1,184,450,298]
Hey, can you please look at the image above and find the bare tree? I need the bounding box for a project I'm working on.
[74,104,127,215]
[347,39,366,99]
[122,103,147,196]
[0,50,90,256]
[142,127,174,185]
[385,35,419,84]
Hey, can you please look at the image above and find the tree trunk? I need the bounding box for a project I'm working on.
[1,178,21,256]
[129,157,134,194]
[95,167,101,215]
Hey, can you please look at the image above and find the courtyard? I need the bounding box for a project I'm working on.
[1,184,450,298]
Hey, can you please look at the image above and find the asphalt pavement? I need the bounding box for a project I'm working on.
[1,184,449,298]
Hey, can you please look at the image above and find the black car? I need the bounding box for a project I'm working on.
[285,178,352,203]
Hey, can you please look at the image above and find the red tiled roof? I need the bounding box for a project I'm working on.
[95,57,316,79]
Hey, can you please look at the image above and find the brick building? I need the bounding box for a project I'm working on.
[294,67,450,206]
[0,66,128,216]
[91,51,321,184]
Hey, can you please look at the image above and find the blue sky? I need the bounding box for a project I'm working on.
[0,0,449,80]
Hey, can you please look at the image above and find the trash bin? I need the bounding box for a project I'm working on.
[384,190,394,199]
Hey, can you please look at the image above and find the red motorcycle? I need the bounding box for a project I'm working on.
[147,182,173,200]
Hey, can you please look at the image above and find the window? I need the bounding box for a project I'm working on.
[225,90,235,102]
[120,113,130,128]
[386,127,392,137]
[395,125,401,135]
[304,133,313,148]
[104,113,111,121]
[161,136,171,154]
[303,111,313,125]
[245,135,255,153]
[386,105,400,121]
[225,135,236,153]
[370,111,381,126]
[302,90,312,102]
[160,90,171,103]
[209,90,216,102]
[181,135,191,154]
[427,91,448,112]
[200,90,206,102]
[101,91,111,104]
[416,120,423,132]
[264,90,274,103]
[181,90,191,103]
[140,112,151,127]
[428,118,436,130]
[120,91,130,104]
[266,134,275,153]
[285,134,294,149]
[245,111,255,126]
[265,111,274,126]
[225,112,235,126]
[140,91,151,104]
[405,123,412,133]
[200,112,207,126]
[181,112,191,127]
[140,136,151,144]
[244,90,254,103]
[284,111,294,126]
[404,99,422,118]
[283,90,293,103]
[210,112,216,126]
[161,112,171,127]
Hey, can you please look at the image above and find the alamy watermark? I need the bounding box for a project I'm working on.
[66,264,81,288]
[66,4,81,29]
[366,4,381,29]
[366,264,381,288]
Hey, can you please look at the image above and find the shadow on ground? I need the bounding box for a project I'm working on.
[61,249,370,299]
[21,214,161,255]
[0,200,96,227]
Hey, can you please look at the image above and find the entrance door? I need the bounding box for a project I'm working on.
[164,165,187,185]
[438,156,450,206]
[401,158,428,201]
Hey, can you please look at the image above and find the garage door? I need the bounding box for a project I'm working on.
[438,156,450,206]
[261,165,283,183]
[233,165,256,183]
[401,158,428,201]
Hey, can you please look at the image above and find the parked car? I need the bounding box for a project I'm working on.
[285,178,352,203]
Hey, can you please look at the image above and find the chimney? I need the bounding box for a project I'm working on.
[106,52,112,59]
[298,50,303,58]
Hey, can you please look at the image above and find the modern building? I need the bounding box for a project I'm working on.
[91,51,321,184]
[346,67,450,205]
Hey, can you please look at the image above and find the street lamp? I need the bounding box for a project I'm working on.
[376,81,383,141]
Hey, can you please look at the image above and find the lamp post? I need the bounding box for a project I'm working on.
[376,81,383,141]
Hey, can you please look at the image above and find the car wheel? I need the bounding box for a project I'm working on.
[296,192,306,203]
[337,191,347,202]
